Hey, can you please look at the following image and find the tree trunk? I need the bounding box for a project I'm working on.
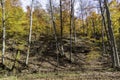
[99,0,113,56]
[49,0,59,68]
[26,0,34,65]
[69,0,75,62]
[85,11,89,36]
[80,1,85,36]
[97,1,106,55]
[72,0,76,43]
[70,0,73,62]
[60,0,64,55]
[104,0,120,68]
[1,0,6,64]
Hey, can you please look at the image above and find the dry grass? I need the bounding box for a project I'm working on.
[0,71,120,80]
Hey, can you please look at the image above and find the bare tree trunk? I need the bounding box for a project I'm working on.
[101,22,106,55]
[72,0,76,43]
[60,0,63,41]
[100,13,106,55]
[104,0,120,68]
[99,0,115,67]
[99,0,112,54]
[69,0,75,62]
[26,0,34,65]
[80,0,85,36]
[96,2,106,55]
[1,0,5,64]
[85,11,89,36]
[60,0,64,55]
[49,0,59,68]
[70,0,74,62]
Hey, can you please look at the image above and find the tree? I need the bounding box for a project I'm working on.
[79,0,85,35]
[26,0,34,65]
[69,0,75,62]
[1,0,6,64]
[104,0,120,68]
[98,0,106,55]
[72,0,76,43]
[59,0,64,55]
[49,0,59,68]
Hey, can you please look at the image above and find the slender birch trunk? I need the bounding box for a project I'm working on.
[26,0,34,65]
[1,0,5,64]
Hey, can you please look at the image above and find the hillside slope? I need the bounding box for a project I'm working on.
[0,37,120,80]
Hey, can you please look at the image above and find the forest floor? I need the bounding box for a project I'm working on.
[0,36,120,80]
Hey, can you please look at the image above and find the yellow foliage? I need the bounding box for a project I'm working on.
[86,51,100,62]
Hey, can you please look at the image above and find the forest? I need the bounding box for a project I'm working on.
[0,0,120,80]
